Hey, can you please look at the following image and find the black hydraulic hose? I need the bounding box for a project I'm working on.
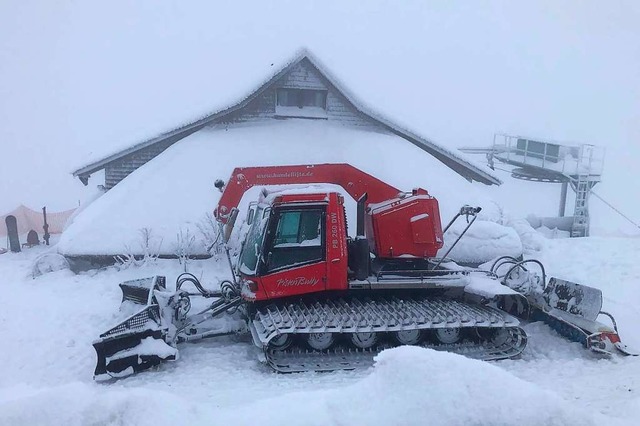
[492,259,527,279]
[503,259,547,290]
[490,256,520,275]
[176,272,217,297]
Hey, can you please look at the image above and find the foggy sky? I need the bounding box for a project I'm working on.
[1,0,638,233]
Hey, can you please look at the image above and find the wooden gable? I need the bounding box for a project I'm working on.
[103,59,384,188]
[221,58,383,130]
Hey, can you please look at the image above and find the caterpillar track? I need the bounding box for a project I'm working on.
[250,296,528,372]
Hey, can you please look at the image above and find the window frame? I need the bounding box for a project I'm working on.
[238,206,269,276]
[275,88,328,119]
[260,206,326,274]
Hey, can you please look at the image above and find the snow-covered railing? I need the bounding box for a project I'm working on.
[492,134,604,178]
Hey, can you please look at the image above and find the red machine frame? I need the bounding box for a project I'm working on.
[215,164,444,302]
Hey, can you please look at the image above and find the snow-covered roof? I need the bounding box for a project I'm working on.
[71,48,500,186]
[59,121,499,257]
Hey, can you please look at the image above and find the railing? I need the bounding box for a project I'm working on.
[492,134,604,178]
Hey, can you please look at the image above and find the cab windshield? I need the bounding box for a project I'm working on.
[238,207,268,275]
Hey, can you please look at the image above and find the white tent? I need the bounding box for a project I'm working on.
[1,205,75,237]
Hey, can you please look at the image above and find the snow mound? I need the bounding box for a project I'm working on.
[0,348,597,426]
[440,220,523,264]
[537,225,571,239]
[215,346,597,426]
[31,253,70,278]
[340,346,595,426]
[507,218,548,253]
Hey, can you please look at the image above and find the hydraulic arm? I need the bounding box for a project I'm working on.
[213,163,402,222]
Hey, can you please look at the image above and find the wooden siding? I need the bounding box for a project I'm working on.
[104,131,193,189]
[277,59,326,89]
[220,87,276,124]
[325,91,380,129]
[224,58,383,130]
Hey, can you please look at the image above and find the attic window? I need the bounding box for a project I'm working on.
[275,88,328,119]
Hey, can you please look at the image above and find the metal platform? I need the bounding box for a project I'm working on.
[460,134,605,237]
[492,134,602,176]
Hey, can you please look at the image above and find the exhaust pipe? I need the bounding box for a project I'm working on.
[352,193,370,281]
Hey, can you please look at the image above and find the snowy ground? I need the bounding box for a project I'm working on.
[1,237,639,426]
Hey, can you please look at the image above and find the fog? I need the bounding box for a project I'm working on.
[1,0,638,233]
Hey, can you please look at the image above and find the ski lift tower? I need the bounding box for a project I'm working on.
[466,134,605,237]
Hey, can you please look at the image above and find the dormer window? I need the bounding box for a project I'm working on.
[275,88,328,119]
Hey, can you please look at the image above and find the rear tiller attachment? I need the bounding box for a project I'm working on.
[491,256,638,357]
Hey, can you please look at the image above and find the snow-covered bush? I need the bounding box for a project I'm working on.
[174,228,197,271]
[196,213,224,258]
[114,228,163,270]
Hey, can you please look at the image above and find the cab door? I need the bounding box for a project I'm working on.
[258,206,327,299]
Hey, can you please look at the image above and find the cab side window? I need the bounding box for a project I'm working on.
[266,208,324,272]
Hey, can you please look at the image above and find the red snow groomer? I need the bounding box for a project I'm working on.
[92,164,636,380]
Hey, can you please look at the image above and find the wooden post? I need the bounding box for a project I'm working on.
[42,206,50,245]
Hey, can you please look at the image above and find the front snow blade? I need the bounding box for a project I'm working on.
[93,304,177,381]
[93,328,177,381]
[119,275,167,306]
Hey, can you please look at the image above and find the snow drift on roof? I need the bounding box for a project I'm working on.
[58,120,498,256]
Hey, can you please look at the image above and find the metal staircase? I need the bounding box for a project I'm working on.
[570,174,591,237]
[568,144,601,237]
